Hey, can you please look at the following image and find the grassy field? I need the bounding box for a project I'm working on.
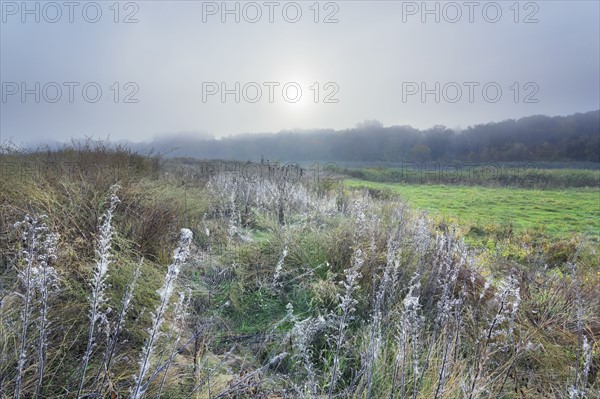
[343,165,600,189]
[1,148,598,398]
[344,179,600,241]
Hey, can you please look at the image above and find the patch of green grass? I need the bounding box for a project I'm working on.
[226,284,287,334]
[345,179,600,241]
[250,229,274,243]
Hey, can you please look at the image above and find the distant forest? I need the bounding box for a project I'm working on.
[136,110,599,163]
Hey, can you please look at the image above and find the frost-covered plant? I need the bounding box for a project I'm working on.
[13,214,59,399]
[288,309,329,397]
[32,226,59,398]
[433,238,467,399]
[156,288,192,398]
[411,213,431,270]
[414,234,455,394]
[272,243,289,287]
[350,194,370,242]
[391,273,423,399]
[568,335,593,399]
[568,261,593,399]
[207,169,336,228]
[77,185,120,398]
[328,248,363,398]
[130,228,193,399]
[211,352,289,399]
[576,336,593,399]
[290,316,328,397]
[14,215,38,399]
[96,258,143,393]
[388,208,407,295]
[201,213,211,254]
[466,274,521,399]
[226,202,241,261]
[362,234,400,398]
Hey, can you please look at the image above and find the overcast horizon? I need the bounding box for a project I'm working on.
[2,1,599,144]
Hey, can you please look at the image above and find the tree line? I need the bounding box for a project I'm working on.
[135,110,599,163]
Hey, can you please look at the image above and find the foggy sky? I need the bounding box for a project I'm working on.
[1,0,599,144]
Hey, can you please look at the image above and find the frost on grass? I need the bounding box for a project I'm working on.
[13,214,59,399]
[131,228,193,399]
[328,248,363,398]
[77,185,120,398]
[3,169,598,398]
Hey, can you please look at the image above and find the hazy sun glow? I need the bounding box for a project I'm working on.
[278,74,314,114]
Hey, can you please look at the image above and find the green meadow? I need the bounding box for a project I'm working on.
[345,179,600,241]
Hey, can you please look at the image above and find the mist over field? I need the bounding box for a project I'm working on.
[1,2,599,399]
